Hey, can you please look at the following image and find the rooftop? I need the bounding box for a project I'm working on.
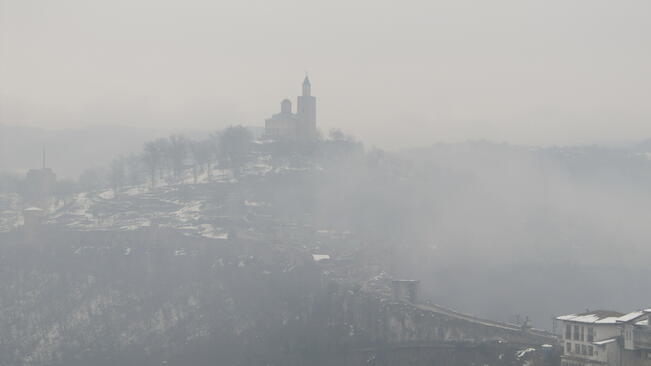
[616,311,646,323]
[556,310,624,324]
[593,337,618,346]
[23,207,45,212]
[557,309,650,325]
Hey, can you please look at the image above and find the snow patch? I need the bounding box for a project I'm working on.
[312,254,330,262]
[99,190,115,200]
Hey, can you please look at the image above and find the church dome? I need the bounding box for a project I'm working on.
[281,99,292,114]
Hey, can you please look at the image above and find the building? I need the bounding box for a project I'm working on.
[23,207,45,227]
[555,309,651,366]
[22,206,46,243]
[24,149,57,208]
[264,76,317,141]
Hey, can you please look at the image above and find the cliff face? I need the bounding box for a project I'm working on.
[0,229,557,366]
[0,229,323,366]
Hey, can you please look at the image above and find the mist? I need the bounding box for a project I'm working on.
[2,0,651,148]
[2,1,651,366]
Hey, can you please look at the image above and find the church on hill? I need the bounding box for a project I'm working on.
[264,76,317,141]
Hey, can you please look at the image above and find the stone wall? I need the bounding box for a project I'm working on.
[307,281,555,348]
[291,280,560,366]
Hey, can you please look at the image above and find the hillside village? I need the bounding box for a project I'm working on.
[2,79,651,366]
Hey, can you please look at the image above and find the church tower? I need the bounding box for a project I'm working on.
[297,75,317,140]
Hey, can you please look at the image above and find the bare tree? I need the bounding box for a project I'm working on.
[53,179,79,206]
[109,157,126,193]
[152,138,171,180]
[165,134,188,181]
[78,168,106,191]
[189,139,214,184]
[218,126,253,175]
[0,173,22,194]
[143,141,162,187]
[209,132,221,177]
[125,153,144,186]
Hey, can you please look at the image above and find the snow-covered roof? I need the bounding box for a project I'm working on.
[23,207,44,212]
[557,309,650,325]
[636,319,649,326]
[593,337,618,346]
[312,254,330,262]
[556,310,624,324]
[616,311,646,323]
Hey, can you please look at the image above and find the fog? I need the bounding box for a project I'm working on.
[2,2,651,366]
[2,0,651,148]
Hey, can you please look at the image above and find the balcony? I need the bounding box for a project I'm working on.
[633,327,651,350]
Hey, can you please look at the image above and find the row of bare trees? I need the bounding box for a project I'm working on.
[74,125,362,193]
[96,126,254,192]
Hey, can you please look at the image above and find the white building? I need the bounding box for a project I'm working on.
[555,309,651,366]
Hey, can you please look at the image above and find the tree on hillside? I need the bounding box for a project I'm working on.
[218,126,253,174]
[0,173,22,194]
[109,157,126,193]
[125,153,145,186]
[209,131,221,165]
[150,138,171,180]
[53,180,79,205]
[322,129,364,161]
[189,139,214,184]
[166,134,188,180]
[78,168,106,192]
[329,129,346,141]
[143,141,162,187]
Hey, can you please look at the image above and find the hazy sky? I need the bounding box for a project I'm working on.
[1,0,650,148]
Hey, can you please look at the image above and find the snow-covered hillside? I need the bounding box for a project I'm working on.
[0,155,317,241]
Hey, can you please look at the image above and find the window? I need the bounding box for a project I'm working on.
[588,346,594,356]
[575,344,580,354]
[580,326,585,341]
[566,342,572,354]
[587,327,594,342]
[574,325,580,340]
[566,324,572,339]
[582,345,587,355]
